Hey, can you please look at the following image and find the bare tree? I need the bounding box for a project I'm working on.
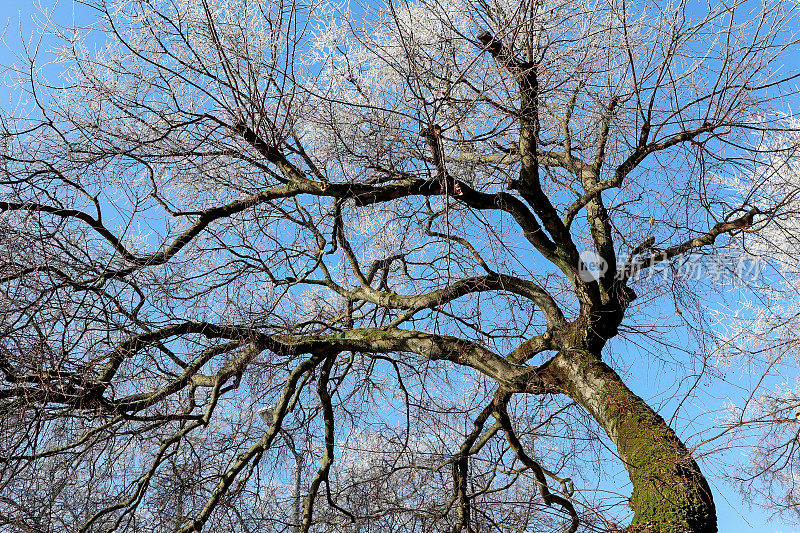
[0,0,798,531]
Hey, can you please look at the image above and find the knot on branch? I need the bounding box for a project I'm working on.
[476,30,503,56]
[419,123,443,140]
[476,30,535,80]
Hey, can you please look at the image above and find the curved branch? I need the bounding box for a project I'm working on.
[618,207,761,280]
[178,349,329,533]
[340,273,565,328]
[563,122,716,227]
[494,401,579,533]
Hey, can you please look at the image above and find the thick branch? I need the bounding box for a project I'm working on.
[619,207,760,280]
[339,273,565,328]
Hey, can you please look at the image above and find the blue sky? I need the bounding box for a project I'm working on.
[1,0,799,531]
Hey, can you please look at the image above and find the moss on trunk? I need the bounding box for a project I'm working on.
[548,349,716,532]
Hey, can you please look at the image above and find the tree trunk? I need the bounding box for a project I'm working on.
[546,349,716,532]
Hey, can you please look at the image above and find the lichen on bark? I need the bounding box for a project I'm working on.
[546,349,716,533]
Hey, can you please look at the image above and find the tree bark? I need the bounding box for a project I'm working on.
[545,349,716,532]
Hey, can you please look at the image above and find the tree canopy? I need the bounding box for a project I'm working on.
[1,0,799,531]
